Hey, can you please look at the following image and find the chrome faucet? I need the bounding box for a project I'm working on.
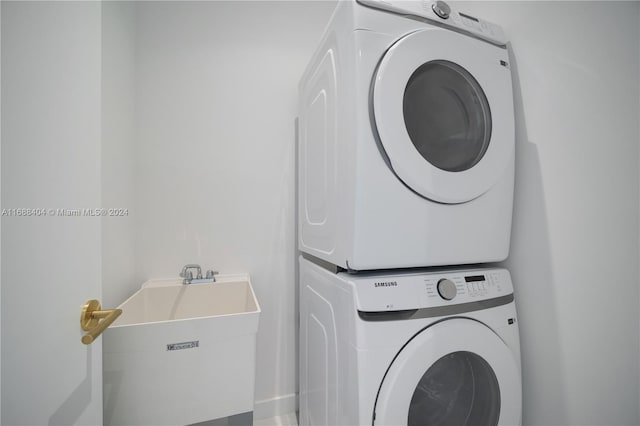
[180,264,218,284]
[180,264,201,284]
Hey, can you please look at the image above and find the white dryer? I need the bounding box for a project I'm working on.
[299,256,522,426]
[298,0,515,270]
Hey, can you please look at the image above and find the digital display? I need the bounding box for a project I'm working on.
[459,12,479,22]
[465,275,485,283]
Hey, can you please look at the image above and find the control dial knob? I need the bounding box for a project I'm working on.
[432,1,451,19]
[437,278,457,300]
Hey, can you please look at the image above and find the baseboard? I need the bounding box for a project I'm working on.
[254,393,298,420]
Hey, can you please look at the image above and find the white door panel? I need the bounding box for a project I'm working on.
[2,2,103,424]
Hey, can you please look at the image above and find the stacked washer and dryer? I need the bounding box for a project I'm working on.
[297,1,521,425]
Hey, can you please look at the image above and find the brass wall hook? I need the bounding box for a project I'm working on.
[80,299,122,345]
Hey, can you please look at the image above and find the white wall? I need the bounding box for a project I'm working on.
[455,2,640,425]
[129,1,336,416]
[101,2,137,309]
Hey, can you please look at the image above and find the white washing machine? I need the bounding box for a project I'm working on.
[298,0,515,270]
[299,256,522,426]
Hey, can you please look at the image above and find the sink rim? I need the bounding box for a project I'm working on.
[111,273,261,328]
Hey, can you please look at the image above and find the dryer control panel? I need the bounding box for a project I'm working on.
[349,268,513,313]
[357,0,507,47]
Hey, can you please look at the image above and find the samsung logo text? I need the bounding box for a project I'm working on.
[374,281,398,288]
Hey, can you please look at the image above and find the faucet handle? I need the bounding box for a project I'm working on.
[205,270,219,280]
[180,264,201,278]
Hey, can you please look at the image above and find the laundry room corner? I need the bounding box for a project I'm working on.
[101,1,339,420]
[102,1,640,424]
[2,1,640,424]
[457,2,640,425]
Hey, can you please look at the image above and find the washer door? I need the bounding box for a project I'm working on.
[372,29,514,204]
[373,319,521,426]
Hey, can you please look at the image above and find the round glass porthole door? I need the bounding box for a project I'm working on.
[408,351,500,426]
[403,60,492,173]
[373,319,521,425]
[372,29,515,204]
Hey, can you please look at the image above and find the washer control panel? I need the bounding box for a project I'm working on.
[351,268,512,312]
[357,0,507,46]
[425,273,506,301]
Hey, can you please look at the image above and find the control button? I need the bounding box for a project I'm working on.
[437,278,457,300]
[432,1,451,19]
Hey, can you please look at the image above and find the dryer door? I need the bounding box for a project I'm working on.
[373,319,521,426]
[372,28,514,204]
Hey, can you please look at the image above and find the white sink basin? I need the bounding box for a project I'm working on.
[113,275,259,326]
[103,274,261,426]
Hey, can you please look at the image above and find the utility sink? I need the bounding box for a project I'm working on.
[103,274,261,426]
[114,275,259,325]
